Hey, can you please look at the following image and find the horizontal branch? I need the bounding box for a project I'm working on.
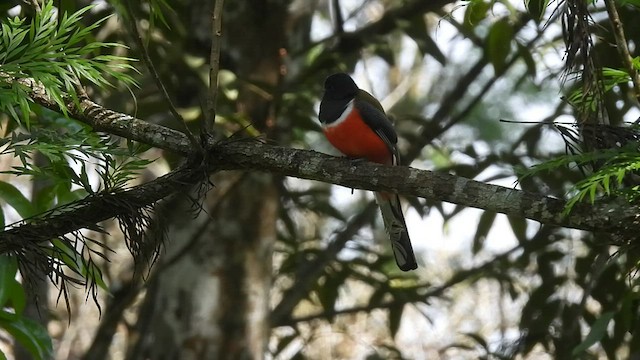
[12,77,640,241]
[211,141,637,235]
[0,162,202,254]
[17,77,193,155]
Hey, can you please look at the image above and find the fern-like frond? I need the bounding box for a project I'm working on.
[519,123,640,214]
[0,0,137,127]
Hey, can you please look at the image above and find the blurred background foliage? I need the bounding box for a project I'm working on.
[1,0,640,358]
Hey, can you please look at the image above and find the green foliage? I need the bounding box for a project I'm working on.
[526,0,550,22]
[148,0,175,29]
[519,143,640,214]
[572,311,616,357]
[48,237,108,292]
[0,181,36,219]
[0,2,151,353]
[618,0,640,8]
[0,114,152,198]
[0,256,52,360]
[0,0,136,127]
[110,0,175,30]
[486,19,514,73]
[463,0,491,31]
[0,112,151,312]
[565,67,631,113]
[563,150,640,213]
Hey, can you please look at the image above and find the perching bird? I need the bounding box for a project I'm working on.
[318,73,418,271]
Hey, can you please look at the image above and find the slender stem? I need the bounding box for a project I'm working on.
[123,0,200,149]
[206,0,225,133]
[604,0,640,102]
[331,0,344,34]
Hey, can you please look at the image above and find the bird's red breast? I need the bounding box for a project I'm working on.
[322,104,393,165]
[319,73,418,271]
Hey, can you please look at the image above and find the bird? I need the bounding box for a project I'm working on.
[318,73,418,271]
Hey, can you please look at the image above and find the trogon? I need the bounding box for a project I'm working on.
[318,73,418,271]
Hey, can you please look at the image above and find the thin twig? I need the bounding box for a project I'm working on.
[604,0,640,102]
[123,0,200,150]
[206,0,225,133]
[331,0,344,35]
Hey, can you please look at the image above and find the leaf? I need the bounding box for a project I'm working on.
[463,0,491,31]
[32,184,56,214]
[0,0,137,129]
[0,310,53,360]
[0,180,35,219]
[526,0,550,22]
[486,19,514,74]
[48,239,108,291]
[507,215,528,243]
[7,280,26,315]
[388,303,404,337]
[617,0,640,8]
[602,175,611,195]
[472,211,496,254]
[517,43,537,78]
[0,256,18,308]
[571,311,615,357]
[317,269,347,321]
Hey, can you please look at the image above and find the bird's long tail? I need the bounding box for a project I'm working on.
[375,192,417,271]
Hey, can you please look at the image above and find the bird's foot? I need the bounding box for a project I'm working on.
[344,156,367,165]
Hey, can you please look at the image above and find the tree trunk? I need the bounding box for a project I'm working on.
[128,1,287,358]
[130,172,276,359]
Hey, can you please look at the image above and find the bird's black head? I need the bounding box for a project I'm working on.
[323,73,359,100]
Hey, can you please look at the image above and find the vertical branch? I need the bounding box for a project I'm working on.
[331,0,344,35]
[604,0,640,102]
[206,0,225,133]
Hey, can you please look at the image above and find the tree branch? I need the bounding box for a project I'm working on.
[18,76,192,154]
[206,0,224,132]
[0,161,203,254]
[6,77,640,249]
[604,0,640,102]
[210,141,638,235]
